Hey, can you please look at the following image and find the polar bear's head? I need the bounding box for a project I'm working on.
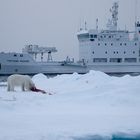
[29,81,36,89]
[23,75,36,91]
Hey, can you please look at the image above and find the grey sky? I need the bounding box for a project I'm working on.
[0,0,140,61]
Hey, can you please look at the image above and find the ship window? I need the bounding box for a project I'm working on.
[137,23,140,27]
[78,33,89,39]
[135,43,137,46]
[125,58,137,62]
[93,58,107,63]
[109,36,111,38]
[111,43,113,46]
[105,43,107,46]
[92,51,94,54]
[15,69,18,72]
[124,51,126,54]
[133,51,135,54]
[7,60,19,62]
[105,51,107,54]
[20,54,23,57]
[110,58,122,63]
[90,39,94,41]
[124,43,127,46]
[90,34,93,38]
[20,60,29,62]
[120,43,122,46]
[98,43,100,46]
[14,54,17,57]
[94,35,97,38]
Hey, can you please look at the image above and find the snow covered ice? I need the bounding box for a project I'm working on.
[0,70,140,140]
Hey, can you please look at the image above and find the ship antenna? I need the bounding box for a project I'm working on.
[85,21,87,30]
[135,0,138,24]
[96,18,98,30]
[107,1,119,31]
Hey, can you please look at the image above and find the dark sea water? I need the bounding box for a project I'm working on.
[72,133,140,140]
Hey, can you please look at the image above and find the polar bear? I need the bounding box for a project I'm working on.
[7,74,35,92]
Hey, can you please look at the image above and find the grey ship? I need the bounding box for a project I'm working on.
[0,45,87,75]
[0,2,140,75]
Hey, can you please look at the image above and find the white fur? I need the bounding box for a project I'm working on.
[7,74,35,91]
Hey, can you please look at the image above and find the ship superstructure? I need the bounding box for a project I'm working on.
[77,2,140,73]
[22,45,57,62]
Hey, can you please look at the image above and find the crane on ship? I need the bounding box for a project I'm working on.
[22,44,57,62]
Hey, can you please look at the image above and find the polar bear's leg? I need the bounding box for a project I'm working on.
[25,82,30,91]
[11,87,14,91]
[7,83,10,91]
[10,83,14,91]
[7,75,16,91]
[21,83,25,91]
[7,80,14,91]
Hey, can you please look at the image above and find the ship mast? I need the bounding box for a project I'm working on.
[107,2,118,31]
[135,0,138,24]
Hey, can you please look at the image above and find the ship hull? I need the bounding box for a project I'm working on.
[1,52,140,76]
[0,62,87,76]
[1,61,140,76]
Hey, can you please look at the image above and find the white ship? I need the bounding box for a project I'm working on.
[77,1,140,74]
[0,2,140,75]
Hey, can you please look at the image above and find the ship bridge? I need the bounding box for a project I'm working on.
[22,45,57,61]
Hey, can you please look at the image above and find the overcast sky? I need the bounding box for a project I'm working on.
[0,0,140,61]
